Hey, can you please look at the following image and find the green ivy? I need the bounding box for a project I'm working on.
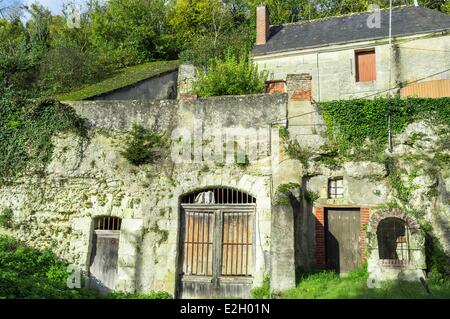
[318,97,450,159]
[0,97,87,185]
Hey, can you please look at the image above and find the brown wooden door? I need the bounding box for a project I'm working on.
[326,209,361,274]
[89,230,120,293]
[178,205,255,299]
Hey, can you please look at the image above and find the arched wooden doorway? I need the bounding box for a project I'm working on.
[177,187,256,299]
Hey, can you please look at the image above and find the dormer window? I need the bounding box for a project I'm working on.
[328,177,344,199]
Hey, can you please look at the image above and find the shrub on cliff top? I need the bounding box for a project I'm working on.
[193,52,267,97]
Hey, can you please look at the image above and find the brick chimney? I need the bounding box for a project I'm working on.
[256,5,269,45]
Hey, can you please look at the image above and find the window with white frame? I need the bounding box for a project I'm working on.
[328,178,344,199]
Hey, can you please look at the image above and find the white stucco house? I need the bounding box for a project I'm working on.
[253,5,450,101]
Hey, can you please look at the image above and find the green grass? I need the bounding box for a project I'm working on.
[0,235,173,299]
[58,60,179,101]
[279,268,450,299]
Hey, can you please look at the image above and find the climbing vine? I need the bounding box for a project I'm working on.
[0,97,87,185]
[318,97,450,160]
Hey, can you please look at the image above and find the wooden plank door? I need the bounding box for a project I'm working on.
[178,206,255,299]
[221,212,253,277]
[179,209,216,299]
[89,230,120,293]
[326,209,361,274]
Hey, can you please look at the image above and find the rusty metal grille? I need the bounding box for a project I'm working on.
[182,211,214,276]
[222,212,253,276]
[181,188,256,205]
[94,217,122,231]
[377,217,411,262]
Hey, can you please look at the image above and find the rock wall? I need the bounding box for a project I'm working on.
[0,91,448,295]
[0,94,286,295]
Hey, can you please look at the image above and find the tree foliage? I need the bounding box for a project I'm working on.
[0,235,98,298]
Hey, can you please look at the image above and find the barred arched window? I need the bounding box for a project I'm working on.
[377,217,411,261]
[181,187,256,205]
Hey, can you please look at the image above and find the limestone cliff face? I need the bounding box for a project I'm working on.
[0,96,284,293]
[391,121,450,254]
[0,97,448,293]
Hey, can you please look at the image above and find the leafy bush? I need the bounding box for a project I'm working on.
[193,52,267,97]
[0,208,14,228]
[275,182,300,206]
[304,190,320,203]
[179,29,254,68]
[106,291,172,299]
[121,124,170,166]
[0,235,98,299]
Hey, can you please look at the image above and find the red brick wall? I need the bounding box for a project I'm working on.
[286,74,312,101]
[360,208,370,264]
[266,81,286,94]
[314,207,326,268]
[290,81,312,101]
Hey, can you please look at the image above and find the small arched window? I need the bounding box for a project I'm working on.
[377,217,411,261]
